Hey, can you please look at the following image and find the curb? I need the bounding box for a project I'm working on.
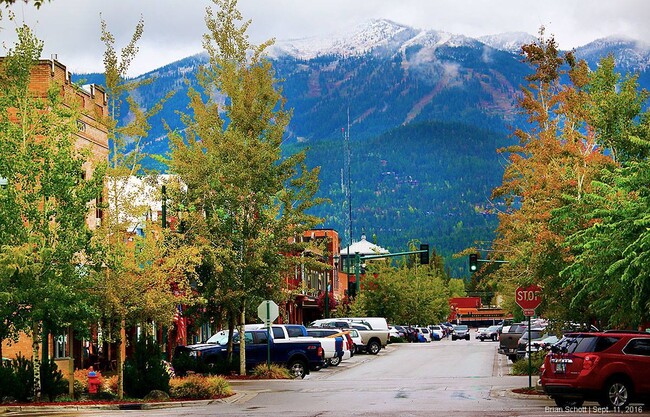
[0,394,241,414]
[491,388,549,401]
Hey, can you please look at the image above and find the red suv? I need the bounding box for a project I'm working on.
[540,331,650,409]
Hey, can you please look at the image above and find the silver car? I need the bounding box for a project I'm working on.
[452,324,470,340]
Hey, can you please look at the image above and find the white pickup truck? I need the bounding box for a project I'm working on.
[309,318,390,355]
[248,324,345,368]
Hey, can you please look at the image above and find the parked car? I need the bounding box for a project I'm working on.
[388,326,400,339]
[452,325,470,341]
[306,328,349,367]
[416,327,432,342]
[429,325,444,341]
[541,330,650,409]
[532,335,559,351]
[478,325,502,341]
[498,322,527,362]
[347,328,363,353]
[175,328,324,378]
[515,328,547,360]
[392,325,407,338]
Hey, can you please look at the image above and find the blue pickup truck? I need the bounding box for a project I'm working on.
[174,328,324,378]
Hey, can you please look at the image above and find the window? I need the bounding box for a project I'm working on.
[623,338,650,356]
[286,327,304,338]
[272,327,285,339]
[255,332,268,345]
[53,333,68,358]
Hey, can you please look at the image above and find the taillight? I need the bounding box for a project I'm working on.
[318,347,323,357]
[582,355,598,371]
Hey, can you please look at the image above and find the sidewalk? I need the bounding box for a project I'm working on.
[0,393,240,414]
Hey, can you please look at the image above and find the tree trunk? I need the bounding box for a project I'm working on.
[117,318,125,400]
[239,305,246,375]
[32,320,42,401]
[226,312,235,364]
[68,327,74,397]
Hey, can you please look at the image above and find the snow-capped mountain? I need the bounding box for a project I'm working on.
[478,32,538,54]
[271,19,510,60]
[73,18,650,274]
[575,37,650,72]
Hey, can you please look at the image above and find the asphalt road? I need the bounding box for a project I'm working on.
[4,332,648,416]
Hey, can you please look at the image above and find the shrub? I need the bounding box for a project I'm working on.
[511,352,546,376]
[172,351,239,377]
[73,369,87,399]
[390,336,406,343]
[251,363,290,379]
[40,359,68,401]
[171,350,195,377]
[102,375,118,395]
[123,335,170,398]
[0,361,17,400]
[169,375,232,399]
[11,355,34,402]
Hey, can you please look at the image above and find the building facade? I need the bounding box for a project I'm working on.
[1,58,108,377]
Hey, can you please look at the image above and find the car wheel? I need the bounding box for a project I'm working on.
[554,397,584,408]
[287,359,307,379]
[367,340,381,355]
[601,379,632,409]
[329,355,341,367]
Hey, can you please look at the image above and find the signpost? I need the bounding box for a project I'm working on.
[257,300,279,369]
[515,285,542,388]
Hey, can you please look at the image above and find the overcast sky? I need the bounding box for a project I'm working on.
[1,0,648,76]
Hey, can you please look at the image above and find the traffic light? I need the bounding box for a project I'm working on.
[419,243,429,265]
[469,253,478,272]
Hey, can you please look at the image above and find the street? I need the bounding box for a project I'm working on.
[9,334,648,417]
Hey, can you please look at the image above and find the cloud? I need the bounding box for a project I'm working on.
[0,0,648,76]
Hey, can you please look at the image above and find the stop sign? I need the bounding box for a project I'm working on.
[257,300,279,324]
[515,284,542,310]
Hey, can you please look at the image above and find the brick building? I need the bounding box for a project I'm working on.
[1,58,108,378]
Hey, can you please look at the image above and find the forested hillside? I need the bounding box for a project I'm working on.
[70,22,650,277]
[291,120,509,276]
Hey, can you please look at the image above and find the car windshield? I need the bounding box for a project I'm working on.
[487,325,500,331]
[431,326,441,330]
[205,331,239,345]
[456,325,468,331]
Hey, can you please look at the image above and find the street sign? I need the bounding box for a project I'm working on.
[515,285,542,310]
[522,309,536,317]
[257,300,279,324]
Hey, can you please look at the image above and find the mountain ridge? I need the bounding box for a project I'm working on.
[71,20,650,275]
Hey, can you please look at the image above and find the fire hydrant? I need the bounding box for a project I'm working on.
[87,367,101,395]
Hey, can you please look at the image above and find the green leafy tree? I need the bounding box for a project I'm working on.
[0,23,104,400]
[557,59,650,328]
[488,28,613,322]
[88,18,198,399]
[168,0,324,375]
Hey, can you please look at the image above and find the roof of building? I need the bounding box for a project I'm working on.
[340,234,389,256]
